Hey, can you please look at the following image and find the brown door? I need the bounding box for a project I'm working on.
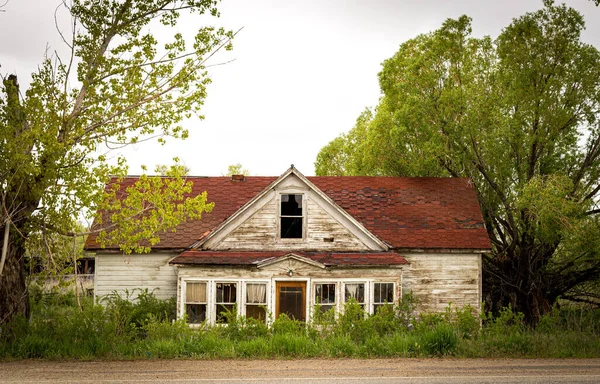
[275,281,306,321]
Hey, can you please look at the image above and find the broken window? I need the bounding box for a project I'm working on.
[280,194,303,238]
[246,283,267,322]
[185,282,207,324]
[215,282,237,324]
[344,282,366,309]
[314,283,336,314]
[373,282,394,314]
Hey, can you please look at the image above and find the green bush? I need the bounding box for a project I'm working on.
[421,322,458,356]
[2,291,599,360]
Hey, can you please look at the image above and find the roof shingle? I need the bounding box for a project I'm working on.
[85,175,491,251]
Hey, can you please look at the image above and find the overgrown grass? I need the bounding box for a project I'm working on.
[1,291,599,359]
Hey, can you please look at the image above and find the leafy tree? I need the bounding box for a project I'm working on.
[315,1,600,323]
[0,0,232,324]
[156,164,190,176]
[225,163,250,176]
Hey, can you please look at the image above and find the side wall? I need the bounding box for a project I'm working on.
[402,253,482,314]
[94,253,178,301]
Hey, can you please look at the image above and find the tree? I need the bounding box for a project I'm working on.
[315,1,600,323]
[156,164,190,176]
[225,163,250,176]
[1,0,232,324]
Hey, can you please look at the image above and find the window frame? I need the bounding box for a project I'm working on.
[244,281,269,323]
[215,281,238,324]
[313,281,338,315]
[278,193,305,240]
[343,281,367,310]
[372,281,396,314]
[182,279,209,326]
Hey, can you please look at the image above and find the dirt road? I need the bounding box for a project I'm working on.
[1,358,600,383]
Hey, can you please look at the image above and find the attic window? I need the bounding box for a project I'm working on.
[280,194,303,238]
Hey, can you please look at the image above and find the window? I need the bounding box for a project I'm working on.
[373,282,394,313]
[280,194,303,238]
[246,283,267,322]
[314,283,336,314]
[215,282,237,324]
[185,282,207,324]
[344,283,365,309]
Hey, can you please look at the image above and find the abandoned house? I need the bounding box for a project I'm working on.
[84,166,491,325]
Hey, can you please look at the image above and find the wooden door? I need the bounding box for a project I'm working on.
[275,281,306,321]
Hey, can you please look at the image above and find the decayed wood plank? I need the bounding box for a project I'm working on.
[214,198,369,251]
[402,253,482,313]
[95,253,178,300]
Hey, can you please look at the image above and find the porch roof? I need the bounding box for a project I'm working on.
[169,251,408,267]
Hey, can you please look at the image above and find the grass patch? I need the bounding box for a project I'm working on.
[1,291,599,359]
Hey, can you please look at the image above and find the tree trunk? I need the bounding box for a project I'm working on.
[0,223,30,325]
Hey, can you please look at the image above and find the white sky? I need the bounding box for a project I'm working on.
[1,0,599,176]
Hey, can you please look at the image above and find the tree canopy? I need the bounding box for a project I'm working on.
[1,0,232,323]
[225,163,250,176]
[315,0,600,322]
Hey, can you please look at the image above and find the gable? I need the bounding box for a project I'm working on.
[256,253,326,273]
[198,171,387,252]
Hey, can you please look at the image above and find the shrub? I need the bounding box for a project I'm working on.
[482,305,526,336]
[455,305,480,339]
[421,322,458,356]
[100,289,176,337]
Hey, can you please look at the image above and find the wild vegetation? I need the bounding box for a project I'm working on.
[1,0,229,325]
[315,0,600,323]
[1,290,599,360]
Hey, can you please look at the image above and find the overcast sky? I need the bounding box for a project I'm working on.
[1,0,599,176]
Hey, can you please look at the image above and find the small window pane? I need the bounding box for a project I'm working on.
[315,283,336,313]
[344,283,365,304]
[216,304,235,324]
[246,305,267,321]
[373,283,394,313]
[246,284,267,304]
[281,217,302,238]
[281,194,302,216]
[186,282,207,303]
[216,283,237,304]
[186,304,206,323]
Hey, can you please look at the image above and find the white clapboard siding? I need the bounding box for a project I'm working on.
[214,199,369,251]
[402,253,482,313]
[94,253,178,301]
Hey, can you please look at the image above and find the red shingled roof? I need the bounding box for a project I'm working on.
[170,251,408,266]
[85,175,491,251]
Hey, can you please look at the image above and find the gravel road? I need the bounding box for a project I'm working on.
[1,358,600,383]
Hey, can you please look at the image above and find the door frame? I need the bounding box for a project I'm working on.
[274,280,307,321]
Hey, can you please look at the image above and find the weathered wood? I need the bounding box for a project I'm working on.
[94,253,178,300]
[402,253,481,313]
[214,199,369,251]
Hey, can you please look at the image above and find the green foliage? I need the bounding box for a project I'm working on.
[96,165,214,254]
[421,323,458,356]
[454,305,480,339]
[100,289,176,336]
[314,0,600,323]
[224,163,250,176]
[2,293,599,359]
[482,305,526,336]
[1,0,233,323]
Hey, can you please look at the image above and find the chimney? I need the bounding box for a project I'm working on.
[230,174,245,182]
